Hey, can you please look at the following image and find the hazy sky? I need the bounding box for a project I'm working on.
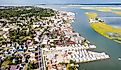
[0,0,121,5]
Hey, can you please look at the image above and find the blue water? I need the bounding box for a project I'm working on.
[43,5,121,70]
[100,17,121,27]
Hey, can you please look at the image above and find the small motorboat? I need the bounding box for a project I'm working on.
[118,57,121,61]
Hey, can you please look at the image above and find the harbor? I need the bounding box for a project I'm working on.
[43,48,110,63]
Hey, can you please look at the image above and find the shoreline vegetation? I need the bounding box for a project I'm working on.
[85,12,121,44]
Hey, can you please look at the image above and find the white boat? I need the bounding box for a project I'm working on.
[118,57,121,61]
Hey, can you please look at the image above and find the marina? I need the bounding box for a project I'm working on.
[43,48,110,63]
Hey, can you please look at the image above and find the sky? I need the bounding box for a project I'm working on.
[0,0,121,5]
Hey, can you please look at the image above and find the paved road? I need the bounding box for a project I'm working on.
[38,46,44,70]
[37,29,47,70]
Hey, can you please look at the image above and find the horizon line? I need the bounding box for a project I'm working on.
[1,3,121,6]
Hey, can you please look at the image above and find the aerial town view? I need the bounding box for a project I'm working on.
[0,0,121,70]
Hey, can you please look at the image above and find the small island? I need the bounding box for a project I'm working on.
[85,12,121,44]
